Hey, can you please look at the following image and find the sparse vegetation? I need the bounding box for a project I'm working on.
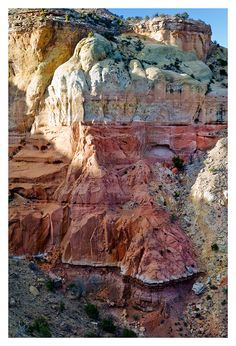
[132,314,140,321]
[122,328,137,337]
[219,69,227,76]
[218,59,227,67]
[210,284,218,290]
[208,167,216,173]
[88,31,94,38]
[174,191,180,199]
[172,156,184,170]
[175,12,189,19]
[28,317,51,337]
[46,278,55,292]
[65,14,69,22]
[211,243,219,251]
[208,64,214,71]
[100,319,116,333]
[84,303,99,319]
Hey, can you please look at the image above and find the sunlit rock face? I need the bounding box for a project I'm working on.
[133,16,212,60]
[9,12,227,286]
[9,122,198,284]
[8,9,126,132]
[44,33,226,127]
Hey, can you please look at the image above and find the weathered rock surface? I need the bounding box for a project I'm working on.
[9,9,227,299]
[8,9,126,131]
[43,33,226,127]
[133,16,212,60]
[9,10,227,132]
[9,122,199,284]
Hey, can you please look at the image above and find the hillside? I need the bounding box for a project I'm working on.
[8,8,227,338]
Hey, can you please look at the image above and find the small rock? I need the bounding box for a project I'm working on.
[192,282,206,295]
[122,309,128,317]
[206,276,211,285]
[9,297,17,307]
[29,285,40,296]
[140,326,146,332]
[223,190,228,200]
[203,191,215,203]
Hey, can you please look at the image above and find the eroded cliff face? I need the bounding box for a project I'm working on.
[133,16,212,60]
[9,9,227,335]
[8,9,126,131]
[9,122,198,284]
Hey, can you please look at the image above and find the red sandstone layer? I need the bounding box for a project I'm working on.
[8,122,226,284]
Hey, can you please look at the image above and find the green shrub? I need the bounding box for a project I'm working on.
[210,284,218,290]
[211,243,219,251]
[88,32,94,38]
[132,314,140,321]
[84,303,99,319]
[122,328,137,337]
[28,317,51,337]
[65,14,69,22]
[175,12,188,19]
[174,191,180,199]
[180,12,189,19]
[218,59,227,67]
[219,69,227,76]
[208,167,216,173]
[46,279,55,292]
[100,319,116,333]
[172,156,184,170]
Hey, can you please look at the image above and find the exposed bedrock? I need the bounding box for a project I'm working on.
[9,13,227,289]
[133,16,212,60]
[9,28,227,131]
[9,119,226,284]
[43,34,227,128]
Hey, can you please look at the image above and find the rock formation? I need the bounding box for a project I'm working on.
[8,9,227,332]
[133,16,212,60]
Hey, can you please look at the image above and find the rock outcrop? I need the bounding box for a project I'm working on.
[8,9,126,131]
[9,9,227,288]
[43,33,227,127]
[133,16,212,60]
[9,122,198,284]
